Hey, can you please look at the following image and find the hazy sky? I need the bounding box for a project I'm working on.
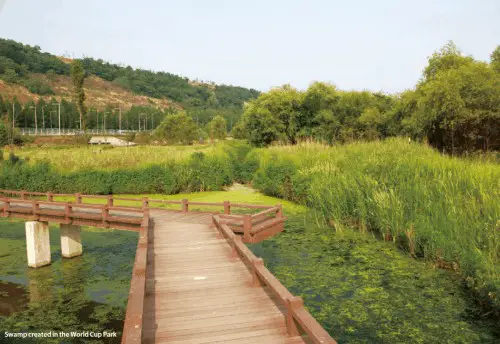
[0,0,498,93]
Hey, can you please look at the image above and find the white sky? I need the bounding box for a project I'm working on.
[0,0,499,93]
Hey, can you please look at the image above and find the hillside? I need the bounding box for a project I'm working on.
[0,38,260,111]
[0,74,176,110]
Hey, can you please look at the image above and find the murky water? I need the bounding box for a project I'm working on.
[249,212,500,344]
[0,219,137,344]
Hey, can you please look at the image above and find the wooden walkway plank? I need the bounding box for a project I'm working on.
[144,210,301,344]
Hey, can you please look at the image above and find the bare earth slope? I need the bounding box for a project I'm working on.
[0,74,177,110]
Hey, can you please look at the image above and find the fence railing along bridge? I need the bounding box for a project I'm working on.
[0,189,337,344]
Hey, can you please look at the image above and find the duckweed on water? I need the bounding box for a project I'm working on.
[0,219,137,344]
[0,188,498,343]
[251,211,500,343]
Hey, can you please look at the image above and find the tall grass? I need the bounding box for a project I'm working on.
[5,145,213,172]
[0,143,239,194]
[250,138,500,310]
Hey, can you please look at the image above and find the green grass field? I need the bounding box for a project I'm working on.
[4,144,214,171]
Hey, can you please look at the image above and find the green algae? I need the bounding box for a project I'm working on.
[0,219,137,343]
[250,211,500,343]
[0,188,498,343]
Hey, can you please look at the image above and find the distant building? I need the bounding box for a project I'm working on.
[88,136,136,146]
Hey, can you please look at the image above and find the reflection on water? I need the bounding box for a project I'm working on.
[0,220,137,344]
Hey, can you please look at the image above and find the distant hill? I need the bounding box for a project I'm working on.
[0,38,260,111]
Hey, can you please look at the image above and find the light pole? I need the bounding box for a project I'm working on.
[49,111,56,132]
[88,109,97,133]
[139,113,147,131]
[41,105,46,133]
[103,112,110,133]
[29,105,38,135]
[12,103,15,131]
[114,107,122,133]
[51,102,61,135]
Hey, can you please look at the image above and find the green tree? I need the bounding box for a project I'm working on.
[154,111,198,144]
[490,46,500,73]
[207,115,227,142]
[70,60,86,130]
[422,41,474,82]
[242,85,304,145]
[414,61,500,152]
[239,106,282,147]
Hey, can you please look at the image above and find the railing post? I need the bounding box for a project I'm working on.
[32,200,40,220]
[47,192,53,202]
[141,208,150,230]
[182,199,189,213]
[286,296,304,336]
[2,199,8,216]
[252,258,264,287]
[107,195,114,207]
[142,197,149,210]
[75,193,82,204]
[102,205,109,227]
[65,203,71,223]
[224,201,231,215]
[276,204,283,218]
[243,215,252,242]
[21,190,27,200]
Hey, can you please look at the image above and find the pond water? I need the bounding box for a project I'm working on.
[249,212,500,344]
[0,203,498,344]
[0,219,137,344]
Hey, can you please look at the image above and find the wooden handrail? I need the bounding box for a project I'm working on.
[250,217,287,235]
[212,215,337,344]
[230,203,274,209]
[121,212,149,343]
[251,206,280,219]
[0,191,279,217]
[0,196,146,232]
[148,199,182,204]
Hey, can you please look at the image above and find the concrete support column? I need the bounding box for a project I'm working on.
[25,221,51,268]
[60,224,83,258]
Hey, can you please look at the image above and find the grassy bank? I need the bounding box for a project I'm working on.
[249,138,500,311]
[4,145,213,172]
[0,144,243,194]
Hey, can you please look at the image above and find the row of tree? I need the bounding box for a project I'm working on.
[234,42,500,153]
[153,112,227,144]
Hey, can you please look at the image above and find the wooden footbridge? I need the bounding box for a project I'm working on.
[0,190,336,344]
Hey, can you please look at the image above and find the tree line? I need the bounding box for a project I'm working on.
[234,42,500,154]
[0,38,260,110]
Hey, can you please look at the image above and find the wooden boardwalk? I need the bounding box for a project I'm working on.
[0,190,336,344]
[143,210,306,344]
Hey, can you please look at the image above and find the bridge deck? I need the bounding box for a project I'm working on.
[143,210,307,344]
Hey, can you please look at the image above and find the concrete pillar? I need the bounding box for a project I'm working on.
[60,224,83,258]
[25,221,51,268]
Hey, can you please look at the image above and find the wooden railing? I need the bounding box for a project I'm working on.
[0,197,146,231]
[0,190,284,243]
[212,215,337,344]
[121,210,150,344]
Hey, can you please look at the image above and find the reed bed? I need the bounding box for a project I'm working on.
[251,138,500,309]
[5,145,213,172]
